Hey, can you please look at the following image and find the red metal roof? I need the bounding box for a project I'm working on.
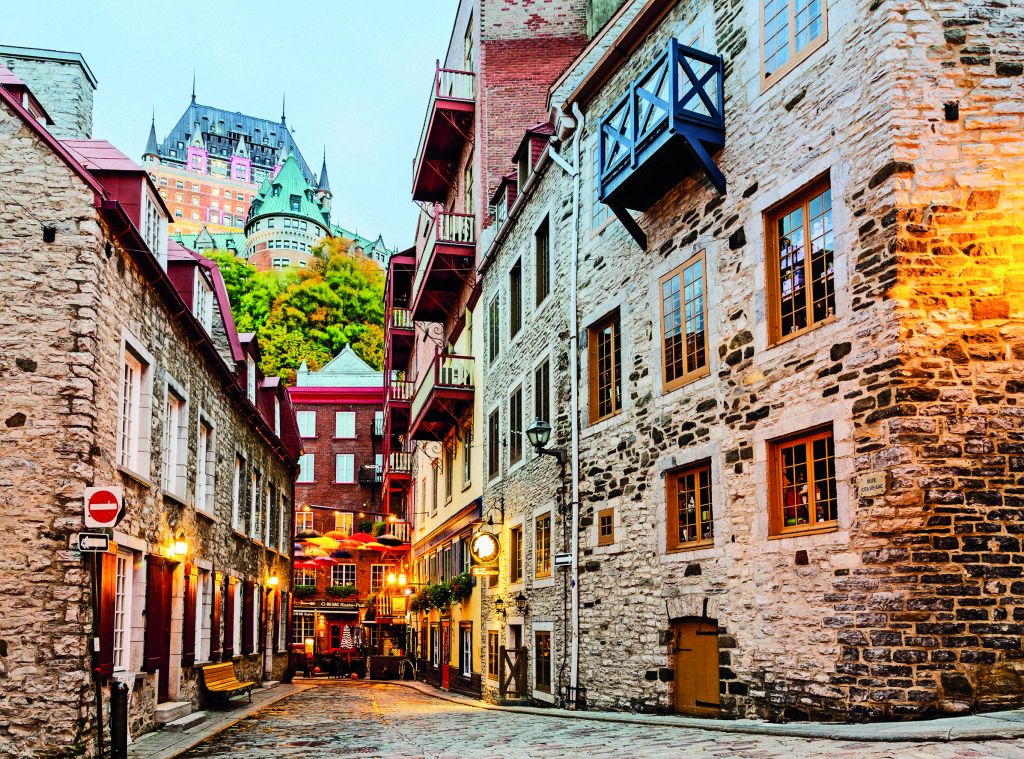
[0,64,26,88]
[61,139,143,173]
[167,239,196,261]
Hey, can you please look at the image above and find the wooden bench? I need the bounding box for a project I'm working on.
[200,662,255,703]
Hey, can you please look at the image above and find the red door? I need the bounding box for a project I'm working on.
[143,556,175,703]
[440,620,451,689]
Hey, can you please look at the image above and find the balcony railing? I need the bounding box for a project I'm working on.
[373,414,384,437]
[359,463,383,485]
[412,208,475,316]
[390,307,412,330]
[413,63,475,201]
[597,39,725,248]
[389,520,411,543]
[387,377,414,403]
[410,353,475,438]
[386,450,413,476]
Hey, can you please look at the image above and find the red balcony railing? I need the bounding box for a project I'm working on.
[409,351,475,440]
[412,63,475,202]
[410,207,476,322]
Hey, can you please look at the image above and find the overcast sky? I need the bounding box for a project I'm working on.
[2,0,458,249]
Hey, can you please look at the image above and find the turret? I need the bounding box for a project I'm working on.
[316,150,332,213]
[142,112,159,163]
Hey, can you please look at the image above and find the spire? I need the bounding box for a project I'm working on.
[281,93,286,125]
[318,148,331,193]
[144,109,159,157]
[191,71,196,104]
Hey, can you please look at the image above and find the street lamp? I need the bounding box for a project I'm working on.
[526,417,566,464]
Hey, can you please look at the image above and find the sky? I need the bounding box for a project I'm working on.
[2,0,459,249]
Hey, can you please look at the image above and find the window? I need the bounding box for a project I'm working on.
[509,525,523,584]
[431,466,439,514]
[487,630,499,678]
[534,630,551,693]
[296,510,313,533]
[769,425,837,535]
[431,625,440,667]
[660,252,709,391]
[232,580,242,655]
[535,218,550,305]
[335,511,353,535]
[297,410,316,438]
[161,387,185,495]
[588,312,622,423]
[298,453,315,483]
[196,569,210,662]
[487,295,500,362]
[667,463,714,550]
[370,564,394,593]
[246,355,257,402]
[196,420,214,514]
[293,612,314,643]
[334,411,355,438]
[249,468,261,538]
[331,564,356,587]
[462,425,473,485]
[290,195,301,212]
[597,507,615,546]
[464,157,474,214]
[767,179,834,342]
[175,181,184,189]
[335,454,354,483]
[534,359,550,427]
[231,455,244,529]
[463,13,474,71]
[488,409,501,480]
[274,398,281,436]
[295,568,317,587]
[509,387,523,465]
[460,625,472,677]
[762,0,827,88]
[444,445,454,501]
[535,513,551,578]
[193,273,214,331]
[118,348,149,473]
[113,552,133,671]
[509,259,522,338]
[591,146,610,230]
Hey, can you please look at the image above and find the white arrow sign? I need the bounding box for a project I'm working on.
[76,533,110,552]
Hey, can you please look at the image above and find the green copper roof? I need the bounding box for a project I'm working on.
[174,229,248,255]
[246,155,330,230]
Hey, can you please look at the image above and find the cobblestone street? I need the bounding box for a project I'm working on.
[183,682,1024,758]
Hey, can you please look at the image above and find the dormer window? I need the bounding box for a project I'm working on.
[246,355,257,402]
[290,195,301,212]
[192,272,214,332]
[494,189,508,226]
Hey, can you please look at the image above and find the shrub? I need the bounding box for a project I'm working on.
[450,572,474,604]
[371,520,386,537]
[326,585,357,598]
[294,585,317,599]
[358,519,375,534]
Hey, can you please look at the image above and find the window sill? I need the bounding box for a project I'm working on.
[532,688,555,704]
[332,436,357,441]
[667,540,715,554]
[769,522,839,540]
[232,530,249,541]
[296,480,315,485]
[118,465,155,489]
[161,489,188,507]
[533,575,555,589]
[767,314,836,352]
[461,481,473,492]
[332,481,356,486]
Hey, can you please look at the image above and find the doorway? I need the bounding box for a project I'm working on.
[672,619,720,717]
[145,556,175,703]
[440,620,451,689]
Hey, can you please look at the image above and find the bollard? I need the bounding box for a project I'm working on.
[109,680,129,759]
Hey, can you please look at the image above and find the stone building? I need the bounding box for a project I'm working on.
[0,67,300,756]
[0,44,96,139]
[288,348,412,659]
[385,0,596,702]
[475,0,1024,722]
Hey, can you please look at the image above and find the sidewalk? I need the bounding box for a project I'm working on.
[127,682,314,759]
[388,679,1024,743]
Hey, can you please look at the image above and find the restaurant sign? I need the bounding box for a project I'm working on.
[294,600,359,611]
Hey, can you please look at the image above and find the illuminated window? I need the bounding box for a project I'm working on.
[667,463,714,551]
[535,513,551,578]
[769,425,838,536]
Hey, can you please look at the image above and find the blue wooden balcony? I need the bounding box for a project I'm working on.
[598,39,725,248]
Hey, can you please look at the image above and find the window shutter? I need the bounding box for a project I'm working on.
[143,557,166,673]
[272,592,281,652]
[223,577,235,659]
[258,587,266,654]
[96,551,117,678]
[242,580,254,655]
[182,566,196,667]
[210,574,222,662]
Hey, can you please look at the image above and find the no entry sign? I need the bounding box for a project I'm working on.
[83,486,125,529]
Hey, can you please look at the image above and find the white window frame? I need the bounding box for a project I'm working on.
[298,453,315,483]
[277,592,287,652]
[231,454,244,530]
[295,568,317,587]
[161,380,187,497]
[331,564,356,587]
[113,550,134,671]
[246,355,257,403]
[117,333,154,478]
[335,454,354,484]
[192,272,214,332]
[334,411,356,439]
[195,417,215,515]
[232,580,242,656]
[460,625,472,677]
[297,411,316,438]
[370,564,394,593]
[280,496,290,552]
[253,583,262,651]
[296,510,314,533]
[335,512,354,535]
[196,568,211,663]
[249,468,261,539]
[274,397,281,436]
[293,611,314,644]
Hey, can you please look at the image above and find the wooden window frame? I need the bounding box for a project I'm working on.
[509,525,523,584]
[587,311,622,425]
[534,358,550,425]
[534,629,552,693]
[487,630,499,678]
[509,386,523,465]
[487,295,500,363]
[760,0,829,92]
[509,259,523,339]
[767,424,839,538]
[487,409,501,480]
[666,461,715,552]
[659,250,710,393]
[534,217,550,306]
[597,507,615,547]
[535,513,552,579]
[765,176,835,345]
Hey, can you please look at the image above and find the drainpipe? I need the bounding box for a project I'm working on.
[568,101,585,702]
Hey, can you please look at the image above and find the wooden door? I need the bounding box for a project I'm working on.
[143,556,175,703]
[673,620,720,716]
[440,620,451,689]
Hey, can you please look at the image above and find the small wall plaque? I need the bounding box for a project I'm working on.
[857,471,887,498]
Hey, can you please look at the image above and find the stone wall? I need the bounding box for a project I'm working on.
[0,50,94,139]
[0,99,293,756]
[479,0,1024,723]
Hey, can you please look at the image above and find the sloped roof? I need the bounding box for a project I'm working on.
[173,228,247,254]
[295,346,382,388]
[62,139,142,172]
[155,99,314,184]
[318,153,330,192]
[144,117,159,156]
[246,155,329,229]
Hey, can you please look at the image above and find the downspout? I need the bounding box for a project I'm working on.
[569,101,585,702]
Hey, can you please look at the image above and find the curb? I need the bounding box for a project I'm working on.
[378,679,1024,744]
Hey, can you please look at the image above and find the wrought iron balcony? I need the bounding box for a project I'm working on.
[410,207,475,322]
[358,463,383,485]
[409,352,474,441]
[598,39,725,249]
[372,414,384,437]
[412,63,475,202]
